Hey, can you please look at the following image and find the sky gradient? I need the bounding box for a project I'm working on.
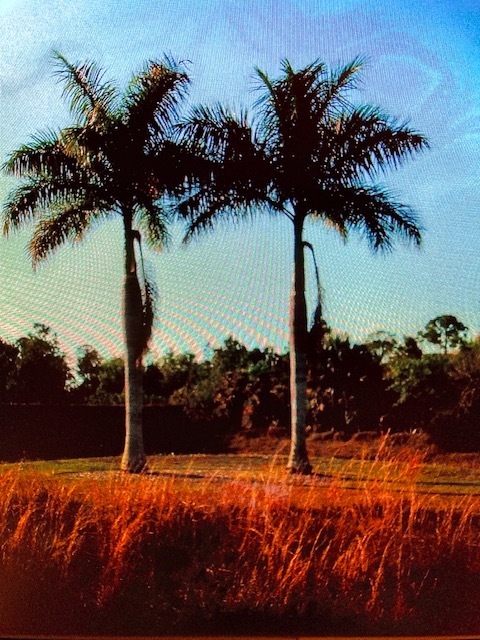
[0,0,479,365]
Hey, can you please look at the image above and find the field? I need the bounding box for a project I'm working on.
[1,438,480,636]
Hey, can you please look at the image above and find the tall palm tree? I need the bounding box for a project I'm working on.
[177,58,428,473]
[2,52,190,472]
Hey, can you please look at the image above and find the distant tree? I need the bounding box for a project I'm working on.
[176,340,249,427]
[153,339,289,433]
[15,323,71,403]
[379,324,476,437]
[243,350,290,433]
[95,357,125,403]
[156,352,200,398]
[365,330,398,362]
[308,334,387,433]
[398,336,423,360]
[0,338,19,402]
[73,346,125,404]
[211,338,251,374]
[143,362,164,402]
[449,335,480,423]
[77,345,102,381]
[452,334,480,380]
[74,345,102,400]
[420,315,468,354]
[384,330,452,433]
[387,352,450,405]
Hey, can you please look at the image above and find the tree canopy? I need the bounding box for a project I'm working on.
[420,315,468,354]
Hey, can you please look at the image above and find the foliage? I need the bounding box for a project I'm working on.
[428,337,480,450]
[419,315,469,354]
[2,53,190,264]
[152,351,201,399]
[308,333,388,434]
[151,339,290,432]
[73,346,124,404]
[388,352,452,405]
[364,330,398,363]
[75,345,102,399]
[14,324,71,403]
[382,323,480,448]
[1,318,479,453]
[94,358,125,404]
[0,339,19,402]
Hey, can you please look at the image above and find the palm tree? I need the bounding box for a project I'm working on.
[2,53,190,472]
[177,58,428,473]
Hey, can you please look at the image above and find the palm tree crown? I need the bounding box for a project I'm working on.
[4,53,189,261]
[180,57,425,244]
[3,52,191,472]
[178,57,428,472]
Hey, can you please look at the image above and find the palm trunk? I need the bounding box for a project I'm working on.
[287,213,312,474]
[120,213,147,473]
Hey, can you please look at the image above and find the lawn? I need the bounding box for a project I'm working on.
[1,442,480,636]
[5,444,480,497]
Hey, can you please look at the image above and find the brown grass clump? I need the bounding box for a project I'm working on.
[0,450,480,636]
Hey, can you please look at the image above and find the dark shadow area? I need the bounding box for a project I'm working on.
[0,404,228,462]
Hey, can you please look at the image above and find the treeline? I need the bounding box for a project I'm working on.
[1,315,478,450]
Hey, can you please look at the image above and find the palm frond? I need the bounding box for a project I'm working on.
[252,67,284,149]
[136,201,170,251]
[2,182,43,234]
[53,51,118,126]
[175,144,274,225]
[2,130,78,178]
[180,203,229,244]
[123,57,189,141]
[175,104,273,228]
[133,235,158,356]
[178,57,426,257]
[333,106,429,180]
[318,184,422,251]
[253,66,275,108]
[59,125,105,165]
[177,103,251,161]
[3,177,76,234]
[2,170,112,236]
[144,140,213,199]
[255,58,326,111]
[318,56,364,116]
[254,59,328,150]
[179,189,268,244]
[27,204,100,266]
[140,272,157,355]
[253,58,364,166]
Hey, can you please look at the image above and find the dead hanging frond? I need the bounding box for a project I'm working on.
[134,232,158,356]
[304,240,328,356]
[141,273,157,354]
[303,241,323,328]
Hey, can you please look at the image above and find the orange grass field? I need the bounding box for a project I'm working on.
[1,442,480,636]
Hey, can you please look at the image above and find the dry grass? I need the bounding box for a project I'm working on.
[1,444,480,635]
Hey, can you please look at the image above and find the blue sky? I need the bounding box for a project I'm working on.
[0,0,479,365]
